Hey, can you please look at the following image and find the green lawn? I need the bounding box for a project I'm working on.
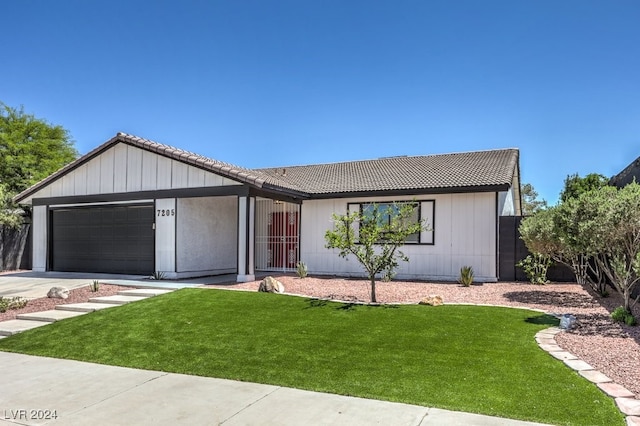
[0,289,624,425]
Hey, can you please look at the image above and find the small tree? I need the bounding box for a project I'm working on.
[590,183,640,313]
[324,202,424,303]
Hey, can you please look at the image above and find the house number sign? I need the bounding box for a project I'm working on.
[157,209,175,217]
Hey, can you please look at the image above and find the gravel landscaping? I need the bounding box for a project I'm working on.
[211,275,640,398]
[0,284,134,322]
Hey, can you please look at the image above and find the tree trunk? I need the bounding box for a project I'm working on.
[370,277,377,303]
[624,287,631,313]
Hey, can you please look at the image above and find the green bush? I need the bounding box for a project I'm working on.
[611,306,637,326]
[516,254,552,285]
[0,296,28,313]
[458,266,474,287]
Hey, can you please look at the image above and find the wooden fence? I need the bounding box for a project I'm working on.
[0,222,32,272]
[498,216,574,282]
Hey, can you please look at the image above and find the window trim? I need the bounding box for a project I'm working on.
[347,200,435,246]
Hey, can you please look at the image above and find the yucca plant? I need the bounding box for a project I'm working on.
[296,261,308,278]
[459,266,474,287]
[150,271,166,280]
[90,280,100,292]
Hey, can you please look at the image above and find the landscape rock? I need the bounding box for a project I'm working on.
[419,295,443,306]
[47,286,69,299]
[258,276,285,294]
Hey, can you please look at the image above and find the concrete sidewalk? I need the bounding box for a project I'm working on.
[0,352,549,426]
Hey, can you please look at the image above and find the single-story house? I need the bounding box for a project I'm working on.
[14,133,522,282]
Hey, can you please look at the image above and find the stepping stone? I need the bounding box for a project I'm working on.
[617,397,640,416]
[56,302,119,312]
[17,310,86,322]
[539,343,562,352]
[598,382,636,398]
[118,289,173,297]
[89,295,148,305]
[536,337,556,345]
[627,416,640,426]
[563,359,593,371]
[0,319,50,336]
[549,351,578,361]
[579,370,612,384]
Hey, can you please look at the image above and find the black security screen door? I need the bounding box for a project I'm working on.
[50,204,155,275]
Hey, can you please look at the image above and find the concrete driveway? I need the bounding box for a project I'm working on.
[0,271,147,299]
[0,271,240,299]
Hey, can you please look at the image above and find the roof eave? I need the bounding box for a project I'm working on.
[307,184,512,200]
[13,133,271,204]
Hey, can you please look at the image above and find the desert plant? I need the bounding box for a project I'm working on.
[458,266,474,287]
[381,267,396,282]
[0,296,28,313]
[517,254,552,285]
[611,306,637,326]
[90,280,100,292]
[296,261,308,278]
[150,271,166,280]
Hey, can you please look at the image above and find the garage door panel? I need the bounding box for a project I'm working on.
[51,204,155,275]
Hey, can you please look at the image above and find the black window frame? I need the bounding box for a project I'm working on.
[347,200,435,245]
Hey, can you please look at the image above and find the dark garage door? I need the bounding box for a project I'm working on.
[51,204,154,275]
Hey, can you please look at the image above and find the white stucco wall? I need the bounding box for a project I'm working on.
[300,193,498,282]
[176,196,237,277]
[498,190,514,216]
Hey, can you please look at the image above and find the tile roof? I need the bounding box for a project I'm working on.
[257,149,519,196]
[14,133,518,203]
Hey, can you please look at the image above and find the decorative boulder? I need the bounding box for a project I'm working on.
[258,276,285,294]
[47,286,69,299]
[419,295,443,306]
[559,314,576,330]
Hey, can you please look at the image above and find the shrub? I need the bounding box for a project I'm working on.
[0,296,28,313]
[150,271,166,280]
[296,261,308,278]
[458,266,474,287]
[611,306,637,326]
[517,254,552,285]
[90,280,100,292]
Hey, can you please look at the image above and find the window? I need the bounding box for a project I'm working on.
[347,200,435,245]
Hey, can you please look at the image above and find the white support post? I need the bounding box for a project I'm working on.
[237,196,255,282]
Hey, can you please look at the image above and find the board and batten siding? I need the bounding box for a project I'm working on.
[300,193,499,282]
[20,143,242,204]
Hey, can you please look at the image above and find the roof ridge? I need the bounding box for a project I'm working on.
[255,147,519,171]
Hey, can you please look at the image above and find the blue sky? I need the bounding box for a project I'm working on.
[2,1,639,205]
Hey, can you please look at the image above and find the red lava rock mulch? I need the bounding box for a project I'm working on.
[0,284,134,322]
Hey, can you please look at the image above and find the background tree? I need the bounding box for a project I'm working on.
[559,173,609,203]
[521,183,547,215]
[0,184,22,228]
[325,202,424,303]
[0,102,77,195]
